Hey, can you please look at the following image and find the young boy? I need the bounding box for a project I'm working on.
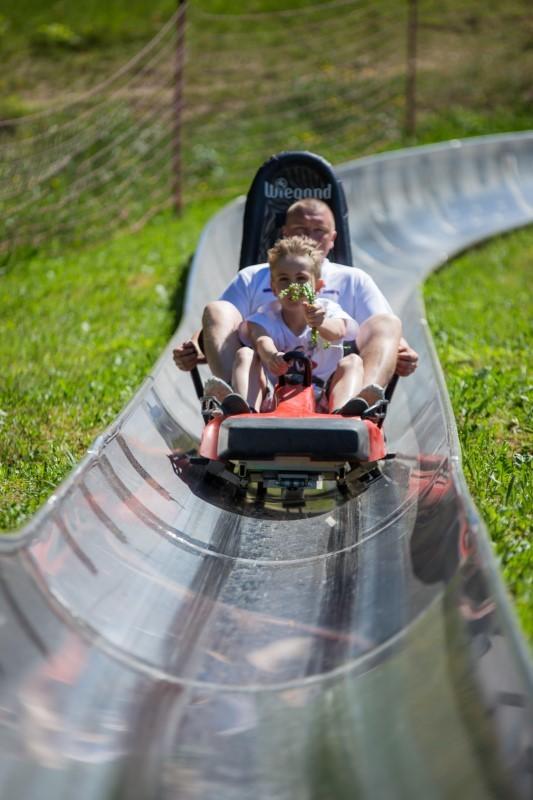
[223,235,366,415]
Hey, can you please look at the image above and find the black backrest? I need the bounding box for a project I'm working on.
[239,151,352,269]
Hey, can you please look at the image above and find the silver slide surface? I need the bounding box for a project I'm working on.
[1,133,533,799]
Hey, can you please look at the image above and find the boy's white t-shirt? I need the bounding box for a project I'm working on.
[220,259,393,335]
[242,297,350,383]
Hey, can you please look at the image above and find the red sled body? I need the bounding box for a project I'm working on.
[197,359,387,504]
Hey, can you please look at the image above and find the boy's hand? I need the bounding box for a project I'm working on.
[303,302,326,329]
[263,351,289,376]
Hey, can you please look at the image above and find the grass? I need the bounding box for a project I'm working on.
[424,226,533,640]
[0,0,176,48]
[0,199,222,530]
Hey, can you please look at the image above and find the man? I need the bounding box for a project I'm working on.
[173,199,418,410]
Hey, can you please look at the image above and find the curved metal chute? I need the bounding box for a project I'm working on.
[1,133,532,799]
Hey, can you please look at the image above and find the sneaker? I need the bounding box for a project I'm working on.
[200,395,223,423]
[335,385,388,419]
[203,376,233,404]
[335,396,369,417]
[221,393,251,416]
[358,383,385,406]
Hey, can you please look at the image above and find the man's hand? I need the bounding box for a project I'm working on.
[396,339,418,376]
[172,339,206,372]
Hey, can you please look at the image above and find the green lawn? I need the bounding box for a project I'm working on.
[0,200,221,530]
[424,226,533,640]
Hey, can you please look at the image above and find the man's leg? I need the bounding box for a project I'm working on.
[328,354,364,412]
[202,301,243,383]
[356,314,402,392]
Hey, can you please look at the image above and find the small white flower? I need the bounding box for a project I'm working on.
[81,321,91,333]
[155,284,168,302]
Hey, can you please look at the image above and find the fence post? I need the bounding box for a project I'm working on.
[405,0,418,139]
[173,0,187,214]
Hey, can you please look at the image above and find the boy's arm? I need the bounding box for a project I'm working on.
[316,316,348,342]
[303,303,349,342]
[248,322,288,376]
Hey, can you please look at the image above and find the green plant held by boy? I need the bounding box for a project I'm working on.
[278,282,330,348]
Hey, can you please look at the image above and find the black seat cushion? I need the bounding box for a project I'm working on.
[217,417,369,462]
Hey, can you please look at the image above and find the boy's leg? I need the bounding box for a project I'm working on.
[231,347,267,411]
[328,354,364,413]
[202,301,244,383]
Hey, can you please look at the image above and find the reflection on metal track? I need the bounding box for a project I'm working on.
[1,134,533,799]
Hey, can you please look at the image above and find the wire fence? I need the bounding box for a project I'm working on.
[1,0,531,257]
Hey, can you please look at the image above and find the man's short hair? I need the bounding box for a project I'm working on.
[267,235,323,279]
[285,198,335,224]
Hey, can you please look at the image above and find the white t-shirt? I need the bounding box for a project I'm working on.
[243,298,349,383]
[220,259,393,335]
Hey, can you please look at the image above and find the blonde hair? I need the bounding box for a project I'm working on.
[267,235,323,279]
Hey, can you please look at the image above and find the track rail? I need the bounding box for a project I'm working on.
[1,133,532,799]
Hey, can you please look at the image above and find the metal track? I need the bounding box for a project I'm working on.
[1,133,532,799]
